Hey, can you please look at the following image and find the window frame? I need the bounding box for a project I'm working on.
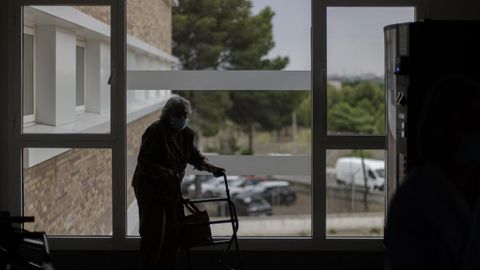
[315,0,422,243]
[6,0,425,251]
[9,0,126,250]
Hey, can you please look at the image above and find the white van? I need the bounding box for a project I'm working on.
[334,157,385,191]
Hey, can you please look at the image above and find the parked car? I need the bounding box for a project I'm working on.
[335,157,385,191]
[187,175,246,198]
[217,192,273,217]
[245,180,297,205]
[181,175,216,197]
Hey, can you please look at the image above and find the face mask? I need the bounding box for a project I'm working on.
[169,117,187,131]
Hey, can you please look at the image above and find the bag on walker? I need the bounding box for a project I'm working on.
[180,200,213,249]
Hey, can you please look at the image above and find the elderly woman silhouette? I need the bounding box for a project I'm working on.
[132,96,225,270]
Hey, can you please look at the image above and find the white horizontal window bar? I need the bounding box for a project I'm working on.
[127,70,311,91]
[127,154,311,177]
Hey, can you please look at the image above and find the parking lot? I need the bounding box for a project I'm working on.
[128,173,385,236]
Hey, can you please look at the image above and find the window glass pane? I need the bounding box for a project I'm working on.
[76,46,85,107]
[167,0,310,71]
[126,90,311,237]
[326,149,385,237]
[327,7,415,135]
[22,6,111,134]
[23,33,34,116]
[126,0,311,237]
[23,148,112,236]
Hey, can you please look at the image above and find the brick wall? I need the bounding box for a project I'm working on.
[75,0,172,53]
[126,110,162,208]
[23,110,161,235]
[24,149,112,235]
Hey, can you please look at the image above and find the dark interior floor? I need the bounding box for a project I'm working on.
[50,250,385,270]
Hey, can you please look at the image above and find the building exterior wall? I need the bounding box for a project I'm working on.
[75,0,172,53]
[23,109,161,234]
[23,148,113,235]
[126,110,162,208]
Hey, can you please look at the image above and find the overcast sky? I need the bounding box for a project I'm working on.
[250,1,415,76]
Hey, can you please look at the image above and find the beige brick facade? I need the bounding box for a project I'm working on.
[24,149,113,235]
[24,110,161,235]
[75,0,172,53]
[126,110,162,208]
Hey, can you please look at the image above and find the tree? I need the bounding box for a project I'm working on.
[327,81,385,134]
[228,91,304,154]
[173,0,303,154]
[172,0,290,140]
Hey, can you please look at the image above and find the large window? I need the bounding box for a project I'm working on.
[126,0,312,238]
[7,0,420,250]
[324,6,415,238]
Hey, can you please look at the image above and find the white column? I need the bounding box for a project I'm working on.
[85,40,111,114]
[35,25,76,126]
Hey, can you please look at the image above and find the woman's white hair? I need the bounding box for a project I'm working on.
[160,96,192,120]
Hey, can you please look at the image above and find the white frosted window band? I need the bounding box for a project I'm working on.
[126,154,311,177]
[127,70,311,91]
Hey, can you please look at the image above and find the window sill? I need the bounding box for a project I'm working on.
[23,95,171,168]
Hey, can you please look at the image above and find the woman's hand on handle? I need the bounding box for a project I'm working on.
[210,166,226,177]
[200,159,226,177]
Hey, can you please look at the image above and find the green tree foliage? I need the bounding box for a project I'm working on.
[297,94,311,127]
[172,0,248,136]
[327,80,385,134]
[228,91,305,153]
[173,0,304,154]
[295,80,385,134]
